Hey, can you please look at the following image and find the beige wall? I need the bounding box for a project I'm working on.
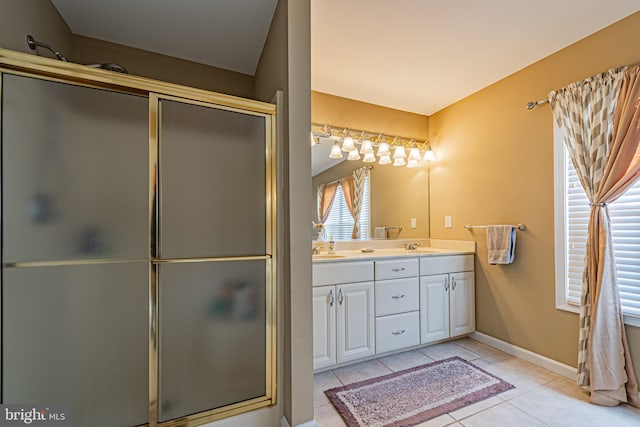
[428,11,640,370]
[71,35,254,99]
[312,92,430,239]
[255,0,314,426]
[0,0,72,55]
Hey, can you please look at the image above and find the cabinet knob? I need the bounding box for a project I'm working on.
[391,294,406,300]
[392,330,406,336]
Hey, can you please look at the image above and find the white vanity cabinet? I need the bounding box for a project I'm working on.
[419,255,475,344]
[374,258,421,354]
[312,261,375,370]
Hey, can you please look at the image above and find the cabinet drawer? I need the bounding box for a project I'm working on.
[420,255,473,275]
[375,311,420,354]
[375,277,419,316]
[375,258,418,280]
[313,261,374,286]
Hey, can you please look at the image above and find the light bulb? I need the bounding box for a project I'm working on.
[341,136,355,152]
[360,139,374,154]
[347,149,361,161]
[363,152,376,163]
[424,147,435,161]
[407,158,419,168]
[377,141,391,156]
[408,147,421,162]
[393,157,406,167]
[379,154,391,165]
[393,145,407,159]
[329,141,343,159]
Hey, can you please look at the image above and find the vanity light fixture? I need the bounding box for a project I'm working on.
[423,143,435,162]
[341,130,356,152]
[379,154,392,165]
[407,141,421,168]
[377,138,391,157]
[393,157,406,167]
[329,141,343,159]
[347,149,361,161]
[392,144,406,159]
[363,152,376,163]
[360,138,374,154]
[312,123,434,169]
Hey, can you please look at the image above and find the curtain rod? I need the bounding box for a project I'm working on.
[526,64,632,110]
[526,99,549,110]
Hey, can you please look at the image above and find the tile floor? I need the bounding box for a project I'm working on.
[313,338,640,427]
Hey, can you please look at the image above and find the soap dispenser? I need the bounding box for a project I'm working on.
[328,234,336,255]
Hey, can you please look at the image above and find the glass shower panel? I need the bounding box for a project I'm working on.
[1,74,149,262]
[159,99,266,258]
[158,260,267,422]
[2,262,149,427]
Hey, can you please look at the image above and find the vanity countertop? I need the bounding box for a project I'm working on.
[312,247,474,263]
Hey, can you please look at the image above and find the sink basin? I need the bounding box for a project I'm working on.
[313,254,347,259]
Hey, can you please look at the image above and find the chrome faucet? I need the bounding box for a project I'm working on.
[402,242,421,251]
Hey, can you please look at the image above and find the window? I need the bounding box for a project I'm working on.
[323,176,370,240]
[554,128,640,325]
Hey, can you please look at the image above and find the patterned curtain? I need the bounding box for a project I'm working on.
[319,181,339,223]
[549,66,640,407]
[350,167,369,239]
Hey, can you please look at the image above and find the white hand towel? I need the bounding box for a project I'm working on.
[486,225,516,265]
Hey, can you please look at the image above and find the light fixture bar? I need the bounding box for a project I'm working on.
[311,122,430,151]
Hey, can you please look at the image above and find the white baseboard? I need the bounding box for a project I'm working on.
[471,331,577,380]
[280,416,317,427]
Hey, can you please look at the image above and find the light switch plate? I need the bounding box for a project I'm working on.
[445,216,452,228]
[410,218,417,228]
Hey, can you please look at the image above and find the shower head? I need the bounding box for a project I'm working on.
[25,34,129,74]
[26,34,68,61]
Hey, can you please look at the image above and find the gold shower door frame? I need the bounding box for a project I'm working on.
[0,49,277,427]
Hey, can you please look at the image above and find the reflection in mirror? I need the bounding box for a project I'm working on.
[312,138,430,241]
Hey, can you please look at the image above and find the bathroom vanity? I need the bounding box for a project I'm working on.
[312,246,475,371]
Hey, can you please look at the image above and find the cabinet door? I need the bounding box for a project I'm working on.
[337,281,375,363]
[450,272,475,337]
[420,274,450,344]
[313,286,337,370]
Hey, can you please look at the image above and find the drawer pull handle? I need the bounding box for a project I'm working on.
[329,289,334,307]
[391,267,406,272]
[444,277,449,291]
[452,278,457,291]
[392,330,406,336]
[391,294,406,299]
[339,288,344,305]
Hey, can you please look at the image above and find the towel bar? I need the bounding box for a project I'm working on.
[464,223,526,231]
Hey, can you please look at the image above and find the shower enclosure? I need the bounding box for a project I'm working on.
[0,49,276,427]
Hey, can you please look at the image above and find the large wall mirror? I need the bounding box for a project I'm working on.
[311,138,430,242]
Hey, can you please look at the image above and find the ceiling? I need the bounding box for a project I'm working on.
[51,0,278,75]
[312,0,640,115]
[51,1,640,116]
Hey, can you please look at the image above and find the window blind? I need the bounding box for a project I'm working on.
[566,151,640,317]
[323,176,370,240]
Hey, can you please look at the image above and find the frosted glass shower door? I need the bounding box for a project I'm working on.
[1,74,150,427]
[157,98,272,422]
